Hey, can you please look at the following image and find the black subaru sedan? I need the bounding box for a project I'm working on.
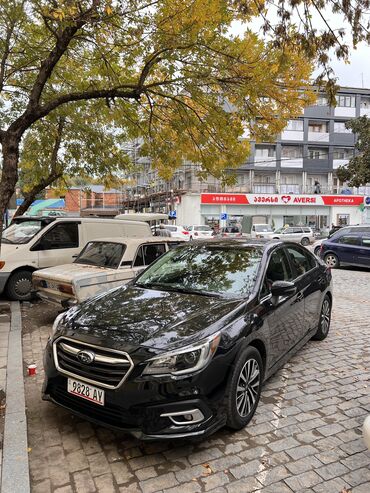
[42,240,332,440]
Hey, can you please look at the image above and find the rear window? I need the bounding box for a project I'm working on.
[303,228,312,233]
[76,242,125,268]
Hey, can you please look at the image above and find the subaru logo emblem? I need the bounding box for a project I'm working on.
[366,197,370,205]
[77,350,95,365]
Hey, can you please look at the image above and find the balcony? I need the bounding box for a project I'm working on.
[308,120,329,142]
[281,130,304,141]
[360,97,370,116]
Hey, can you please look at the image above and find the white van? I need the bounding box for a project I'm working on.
[0,216,150,301]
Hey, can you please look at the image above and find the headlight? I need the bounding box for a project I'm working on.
[142,333,221,376]
[52,312,66,335]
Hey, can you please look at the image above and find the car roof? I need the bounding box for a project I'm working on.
[86,236,186,245]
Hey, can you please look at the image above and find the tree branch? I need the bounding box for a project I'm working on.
[0,21,15,93]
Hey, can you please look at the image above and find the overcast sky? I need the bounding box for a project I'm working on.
[231,8,370,90]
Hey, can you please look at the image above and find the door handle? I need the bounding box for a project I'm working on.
[295,292,304,303]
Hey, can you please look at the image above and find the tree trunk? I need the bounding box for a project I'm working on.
[0,134,20,247]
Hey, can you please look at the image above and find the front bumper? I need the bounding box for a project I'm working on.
[0,272,10,295]
[42,338,231,440]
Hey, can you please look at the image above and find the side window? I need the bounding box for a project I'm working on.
[133,246,144,267]
[362,236,370,247]
[338,235,361,245]
[260,249,293,297]
[293,227,302,234]
[284,228,293,234]
[286,246,316,278]
[37,223,78,250]
[142,244,166,265]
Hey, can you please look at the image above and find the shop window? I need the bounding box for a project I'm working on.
[337,214,350,226]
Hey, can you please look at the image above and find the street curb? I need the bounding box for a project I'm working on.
[1,302,30,493]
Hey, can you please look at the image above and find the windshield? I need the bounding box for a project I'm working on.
[76,242,125,268]
[255,225,273,232]
[135,244,263,297]
[2,221,44,244]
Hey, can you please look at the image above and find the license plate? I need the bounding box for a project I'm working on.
[46,281,59,290]
[67,378,105,406]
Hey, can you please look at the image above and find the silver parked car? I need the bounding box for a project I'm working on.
[266,226,315,246]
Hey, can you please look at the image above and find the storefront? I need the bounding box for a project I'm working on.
[176,193,367,231]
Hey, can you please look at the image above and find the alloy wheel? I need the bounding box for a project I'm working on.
[325,254,338,268]
[321,299,331,335]
[235,358,260,418]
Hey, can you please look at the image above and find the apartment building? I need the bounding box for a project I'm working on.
[124,86,370,229]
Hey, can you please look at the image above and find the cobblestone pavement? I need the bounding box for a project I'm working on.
[0,301,10,482]
[22,268,370,493]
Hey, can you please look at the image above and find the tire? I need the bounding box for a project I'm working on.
[224,346,263,430]
[273,237,279,240]
[314,246,321,256]
[301,237,310,246]
[5,270,33,301]
[324,252,339,269]
[312,295,332,341]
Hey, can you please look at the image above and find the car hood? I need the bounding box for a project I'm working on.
[33,263,113,283]
[61,284,243,353]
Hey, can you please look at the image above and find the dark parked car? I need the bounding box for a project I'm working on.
[43,240,332,440]
[320,225,370,268]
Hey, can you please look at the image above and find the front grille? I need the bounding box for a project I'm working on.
[49,381,138,428]
[53,337,134,389]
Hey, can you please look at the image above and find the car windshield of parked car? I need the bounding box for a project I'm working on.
[76,242,125,268]
[2,220,44,244]
[135,244,263,297]
[254,225,273,232]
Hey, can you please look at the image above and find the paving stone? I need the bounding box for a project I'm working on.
[268,437,300,452]
[284,470,323,490]
[73,470,97,493]
[140,472,178,493]
[286,445,318,460]
[316,461,350,480]
[202,471,229,490]
[94,473,116,493]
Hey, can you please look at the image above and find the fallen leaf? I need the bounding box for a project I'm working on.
[202,463,213,475]
[27,447,32,453]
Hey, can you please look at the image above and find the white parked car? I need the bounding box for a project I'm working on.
[0,216,151,301]
[187,225,213,240]
[250,224,274,239]
[266,226,315,246]
[161,225,190,240]
[32,237,185,308]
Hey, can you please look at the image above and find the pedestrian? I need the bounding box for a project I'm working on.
[314,180,321,194]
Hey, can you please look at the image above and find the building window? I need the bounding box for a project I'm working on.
[334,121,352,133]
[360,97,370,108]
[308,121,329,133]
[308,148,328,160]
[333,148,353,160]
[281,146,303,159]
[285,120,304,131]
[254,145,276,162]
[336,95,356,108]
[315,95,328,106]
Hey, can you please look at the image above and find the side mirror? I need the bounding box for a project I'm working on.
[271,281,297,298]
